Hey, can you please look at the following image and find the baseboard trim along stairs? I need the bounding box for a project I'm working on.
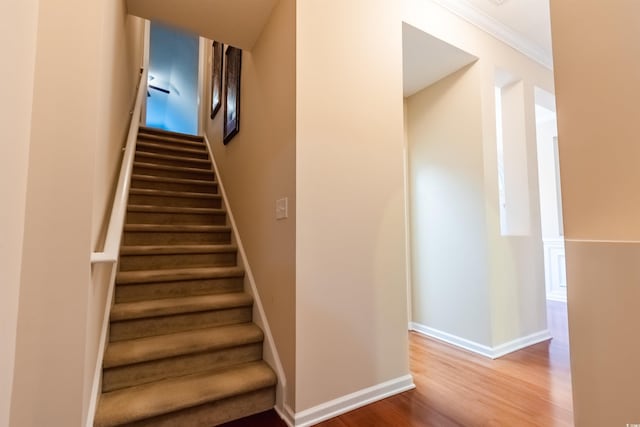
[94,126,277,427]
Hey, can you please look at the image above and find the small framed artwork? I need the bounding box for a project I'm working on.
[210,41,223,119]
[223,46,242,144]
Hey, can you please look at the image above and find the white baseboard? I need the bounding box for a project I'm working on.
[492,330,552,358]
[410,322,552,359]
[411,322,494,357]
[274,405,295,427]
[293,375,415,427]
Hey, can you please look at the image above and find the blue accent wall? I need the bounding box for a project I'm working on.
[146,22,199,135]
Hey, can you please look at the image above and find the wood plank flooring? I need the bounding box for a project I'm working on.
[222,301,573,426]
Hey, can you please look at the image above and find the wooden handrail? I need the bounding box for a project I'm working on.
[90,68,147,264]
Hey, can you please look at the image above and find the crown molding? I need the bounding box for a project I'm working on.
[430,0,553,70]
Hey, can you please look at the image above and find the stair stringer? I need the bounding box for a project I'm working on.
[202,134,290,418]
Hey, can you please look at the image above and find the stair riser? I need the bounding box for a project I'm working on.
[128,194,222,209]
[137,145,209,160]
[133,166,214,181]
[122,230,231,245]
[110,307,252,341]
[122,387,275,427]
[115,277,244,303]
[138,128,204,143]
[135,153,211,170]
[102,343,263,392]
[119,252,237,271]
[138,137,206,151]
[126,211,226,226]
[131,178,218,194]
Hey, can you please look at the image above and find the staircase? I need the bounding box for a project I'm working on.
[94,127,276,427]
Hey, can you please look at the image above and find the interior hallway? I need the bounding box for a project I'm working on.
[223,301,572,426]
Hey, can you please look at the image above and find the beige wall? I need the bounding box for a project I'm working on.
[0,1,40,425]
[7,0,144,425]
[407,64,493,346]
[204,0,296,408]
[550,0,640,424]
[92,9,145,250]
[404,0,552,348]
[86,1,145,422]
[296,0,410,412]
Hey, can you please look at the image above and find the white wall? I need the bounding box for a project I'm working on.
[0,1,40,425]
[407,64,493,346]
[404,0,553,351]
[535,112,561,240]
[551,0,640,424]
[296,0,410,412]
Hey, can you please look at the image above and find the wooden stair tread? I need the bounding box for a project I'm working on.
[127,205,224,214]
[129,188,221,199]
[116,266,245,284]
[110,292,253,321]
[131,174,215,186]
[103,323,263,368]
[94,361,276,427]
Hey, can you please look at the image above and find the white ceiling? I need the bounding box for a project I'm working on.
[402,23,477,97]
[402,0,553,97]
[464,0,552,58]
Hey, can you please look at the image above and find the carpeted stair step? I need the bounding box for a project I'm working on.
[115,266,245,303]
[138,126,205,143]
[131,174,218,193]
[119,244,238,271]
[94,361,276,427]
[137,135,207,152]
[136,141,209,160]
[122,224,231,245]
[126,205,226,226]
[94,362,276,427]
[128,189,222,209]
[135,151,211,169]
[94,126,277,426]
[133,162,214,181]
[109,292,253,341]
[102,323,264,392]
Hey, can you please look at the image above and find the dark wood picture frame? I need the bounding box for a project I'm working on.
[223,46,242,144]
[210,41,223,119]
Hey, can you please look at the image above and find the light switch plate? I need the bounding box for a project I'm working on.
[276,197,288,220]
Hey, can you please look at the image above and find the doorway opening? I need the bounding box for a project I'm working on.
[401,16,573,424]
[534,87,567,303]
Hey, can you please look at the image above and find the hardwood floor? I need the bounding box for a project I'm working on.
[222,301,573,426]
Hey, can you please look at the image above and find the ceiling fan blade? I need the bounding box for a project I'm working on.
[149,84,170,94]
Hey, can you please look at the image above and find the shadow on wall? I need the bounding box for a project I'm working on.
[146,22,199,135]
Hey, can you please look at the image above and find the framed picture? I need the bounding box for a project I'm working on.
[223,46,242,144]
[210,41,223,119]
